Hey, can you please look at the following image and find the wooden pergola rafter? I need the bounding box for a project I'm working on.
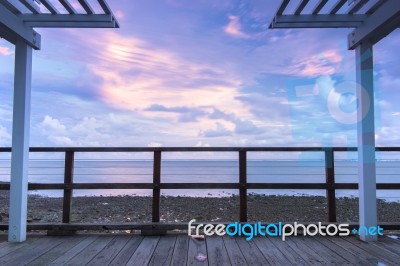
[269,0,400,242]
[0,0,119,242]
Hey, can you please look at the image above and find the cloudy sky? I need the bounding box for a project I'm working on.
[0,0,400,148]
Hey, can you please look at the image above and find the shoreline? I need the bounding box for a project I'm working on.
[1,193,400,224]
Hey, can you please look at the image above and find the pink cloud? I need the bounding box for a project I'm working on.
[224,16,249,39]
[285,50,344,77]
[0,46,13,56]
[61,31,252,135]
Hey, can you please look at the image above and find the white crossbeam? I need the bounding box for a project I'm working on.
[25,20,116,28]
[78,0,94,14]
[0,0,21,14]
[97,0,111,14]
[329,0,347,14]
[19,0,40,14]
[312,0,328,15]
[347,0,367,14]
[270,14,366,28]
[38,0,58,14]
[58,0,76,14]
[20,13,114,22]
[276,0,290,16]
[294,0,309,15]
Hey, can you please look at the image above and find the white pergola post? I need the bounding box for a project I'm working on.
[8,39,32,242]
[356,41,377,242]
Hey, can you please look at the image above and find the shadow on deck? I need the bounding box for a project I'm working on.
[0,233,399,265]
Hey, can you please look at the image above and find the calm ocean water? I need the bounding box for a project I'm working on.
[0,160,399,201]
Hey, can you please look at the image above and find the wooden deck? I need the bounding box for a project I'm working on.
[0,233,399,265]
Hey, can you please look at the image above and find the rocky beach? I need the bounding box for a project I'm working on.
[1,192,399,225]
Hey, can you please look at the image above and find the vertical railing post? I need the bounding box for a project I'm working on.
[325,149,336,222]
[62,151,74,223]
[239,150,247,222]
[152,150,161,223]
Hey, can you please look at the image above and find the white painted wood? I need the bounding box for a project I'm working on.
[0,3,41,49]
[8,39,32,243]
[356,41,377,242]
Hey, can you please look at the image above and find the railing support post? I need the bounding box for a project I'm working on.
[152,150,161,223]
[239,150,247,222]
[325,149,336,222]
[142,150,165,236]
[62,151,74,223]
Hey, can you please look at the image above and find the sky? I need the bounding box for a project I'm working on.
[1,0,400,149]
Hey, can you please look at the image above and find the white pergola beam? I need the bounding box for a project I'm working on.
[19,0,40,14]
[270,14,366,29]
[0,5,41,49]
[274,14,367,23]
[312,0,328,15]
[8,39,32,242]
[0,0,21,14]
[25,20,116,28]
[347,0,367,14]
[348,0,400,49]
[276,0,290,16]
[364,0,385,15]
[97,0,111,14]
[38,0,58,14]
[59,0,76,14]
[356,41,377,241]
[329,0,347,14]
[21,13,114,22]
[294,0,309,15]
[78,0,94,15]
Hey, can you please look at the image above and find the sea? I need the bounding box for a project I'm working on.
[0,159,399,202]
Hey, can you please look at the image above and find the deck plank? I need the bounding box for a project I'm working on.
[296,236,351,265]
[206,236,231,266]
[87,235,131,266]
[187,236,208,265]
[149,235,176,266]
[0,236,65,266]
[126,236,159,265]
[267,236,307,265]
[109,235,143,265]
[375,236,400,254]
[27,236,88,266]
[344,236,400,265]
[325,236,392,265]
[49,235,99,265]
[253,237,293,265]
[170,234,189,266]
[286,237,330,265]
[314,236,371,265]
[235,237,269,266]
[64,235,115,265]
[0,234,398,265]
[222,236,247,266]
[0,236,43,258]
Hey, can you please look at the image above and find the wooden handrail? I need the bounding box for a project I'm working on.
[1,146,400,232]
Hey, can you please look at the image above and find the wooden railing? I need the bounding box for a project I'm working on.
[1,147,400,232]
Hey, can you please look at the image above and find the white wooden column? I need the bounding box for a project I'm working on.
[356,41,377,242]
[8,39,32,242]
